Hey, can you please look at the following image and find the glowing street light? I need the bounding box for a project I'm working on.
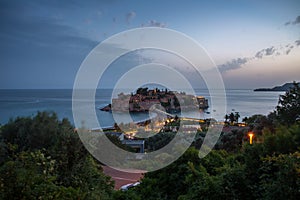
[248,132,254,144]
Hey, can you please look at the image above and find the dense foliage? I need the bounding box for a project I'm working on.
[0,112,114,199]
[276,81,300,125]
[115,83,300,199]
[117,123,300,200]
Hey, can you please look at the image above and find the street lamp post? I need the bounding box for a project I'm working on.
[248,132,254,144]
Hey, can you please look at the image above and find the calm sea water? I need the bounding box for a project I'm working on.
[0,89,284,127]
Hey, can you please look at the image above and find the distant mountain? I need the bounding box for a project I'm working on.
[254,82,300,92]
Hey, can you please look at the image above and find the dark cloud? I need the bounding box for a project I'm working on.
[149,20,166,28]
[255,46,277,58]
[284,15,300,26]
[265,46,275,55]
[0,0,99,88]
[255,50,264,59]
[293,16,300,25]
[141,20,166,28]
[0,1,97,50]
[295,40,300,46]
[0,16,97,51]
[218,57,248,72]
[286,45,294,55]
[126,11,136,24]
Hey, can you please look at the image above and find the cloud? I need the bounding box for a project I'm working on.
[293,16,300,24]
[219,42,300,73]
[286,45,294,55]
[254,44,296,58]
[255,46,276,58]
[265,46,276,55]
[0,16,97,51]
[255,50,264,59]
[0,0,97,50]
[0,0,98,76]
[126,11,136,24]
[284,15,300,26]
[141,20,166,28]
[218,57,248,72]
[215,15,300,74]
[149,20,166,27]
[219,46,281,72]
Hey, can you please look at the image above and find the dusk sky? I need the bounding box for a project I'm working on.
[0,0,299,89]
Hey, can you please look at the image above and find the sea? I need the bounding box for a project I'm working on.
[0,89,284,127]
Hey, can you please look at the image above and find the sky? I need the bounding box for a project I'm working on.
[0,0,299,89]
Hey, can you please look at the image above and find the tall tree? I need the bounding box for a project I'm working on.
[229,112,235,124]
[235,112,240,123]
[224,114,229,123]
[276,82,300,125]
[242,117,248,123]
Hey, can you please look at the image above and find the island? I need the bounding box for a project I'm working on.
[254,82,300,92]
[100,87,208,113]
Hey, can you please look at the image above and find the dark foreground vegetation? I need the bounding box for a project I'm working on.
[0,83,299,199]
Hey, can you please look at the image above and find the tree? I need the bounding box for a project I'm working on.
[234,112,240,123]
[216,129,246,152]
[229,112,235,124]
[0,112,114,199]
[0,150,82,200]
[242,117,248,124]
[145,132,176,151]
[224,114,229,123]
[259,152,300,199]
[135,148,201,200]
[178,163,224,200]
[0,112,61,153]
[113,190,141,200]
[263,125,299,155]
[276,81,300,125]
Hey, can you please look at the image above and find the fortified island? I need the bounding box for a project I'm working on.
[100,87,208,113]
